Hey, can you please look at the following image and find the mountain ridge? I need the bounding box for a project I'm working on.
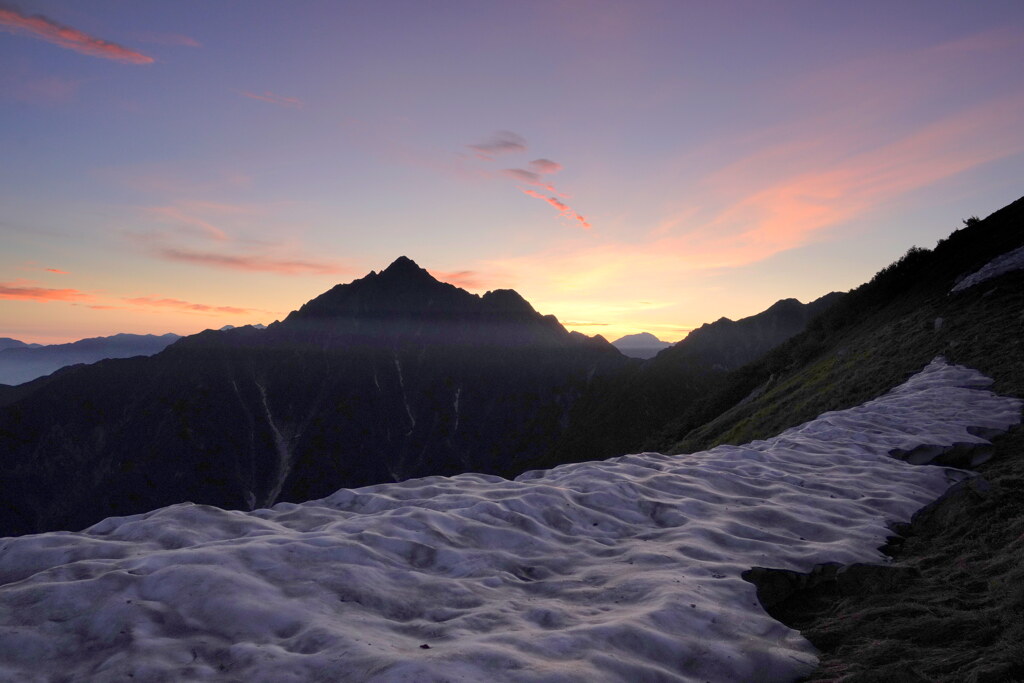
[0,332,182,385]
[0,259,625,535]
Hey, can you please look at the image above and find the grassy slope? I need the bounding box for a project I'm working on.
[667,198,1023,681]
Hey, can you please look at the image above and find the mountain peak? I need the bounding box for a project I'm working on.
[383,255,421,273]
[380,255,431,278]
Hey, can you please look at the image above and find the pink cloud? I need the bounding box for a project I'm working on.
[0,4,153,64]
[428,270,487,290]
[501,168,558,193]
[468,133,586,227]
[144,205,230,241]
[123,296,259,316]
[96,165,253,195]
[0,282,92,302]
[522,189,591,230]
[238,90,304,108]
[529,158,563,175]
[45,268,68,274]
[1,73,80,104]
[469,130,527,159]
[156,247,347,276]
[489,90,1024,307]
[132,31,201,48]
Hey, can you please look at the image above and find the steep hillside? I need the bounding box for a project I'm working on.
[675,196,1024,681]
[658,198,1023,456]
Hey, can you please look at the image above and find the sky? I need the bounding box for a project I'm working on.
[2,1,1023,345]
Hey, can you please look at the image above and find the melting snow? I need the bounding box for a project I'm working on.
[0,358,1020,682]
[952,244,1024,293]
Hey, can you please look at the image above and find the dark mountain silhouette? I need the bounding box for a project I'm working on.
[545,293,843,466]
[652,293,844,372]
[611,332,672,359]
[0,258,625,535]
[0,333,181,385]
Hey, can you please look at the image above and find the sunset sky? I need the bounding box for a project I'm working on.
[2,1,1023,344]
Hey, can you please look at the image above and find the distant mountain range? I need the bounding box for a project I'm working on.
[0,258,622,534]
[610,332,672,358]
[0,338,42,352]
[1,197,1022,679]
[0,256,837,536]
[0,333,182,386]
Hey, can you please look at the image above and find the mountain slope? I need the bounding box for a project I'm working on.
[0,332,181,385]
[656,292,843,372]
[674,195,1024,680]
[0,258,624,536]
[663,197,1024,455]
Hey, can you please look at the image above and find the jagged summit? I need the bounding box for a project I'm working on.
[285,257,472,323]
[377,255,437,283]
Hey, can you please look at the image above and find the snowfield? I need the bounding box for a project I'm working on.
[952,244,1024,293]
[0,358,1020,682]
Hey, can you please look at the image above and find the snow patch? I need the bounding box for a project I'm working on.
[951,244,1024,293]
[0,358,1019,681]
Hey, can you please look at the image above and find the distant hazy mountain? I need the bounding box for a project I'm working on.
[0,338,41,352]
[0,257,624,535]
[0,333,181,385]
[611,332,672,359]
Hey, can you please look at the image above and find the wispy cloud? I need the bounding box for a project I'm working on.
[0,282,92,302]
[467,132,591,229]
[500,168,557,192]
[522,189,591,230]
[131,31,200,48]
[486,90,1024,306]
[96,164,252,195]
[156,247,346,276]
[238,90,304,108]
[45,268,68,274]
[143,205,230,241]
[0,72,80,105]
[122,296,261,316]
[529,158,563,175]
[0,3,153,64]
[468,130,527,160]
[129,200,348,277]
[428,270,486,290]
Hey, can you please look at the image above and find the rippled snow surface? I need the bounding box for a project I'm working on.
[0,359,1020,682]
